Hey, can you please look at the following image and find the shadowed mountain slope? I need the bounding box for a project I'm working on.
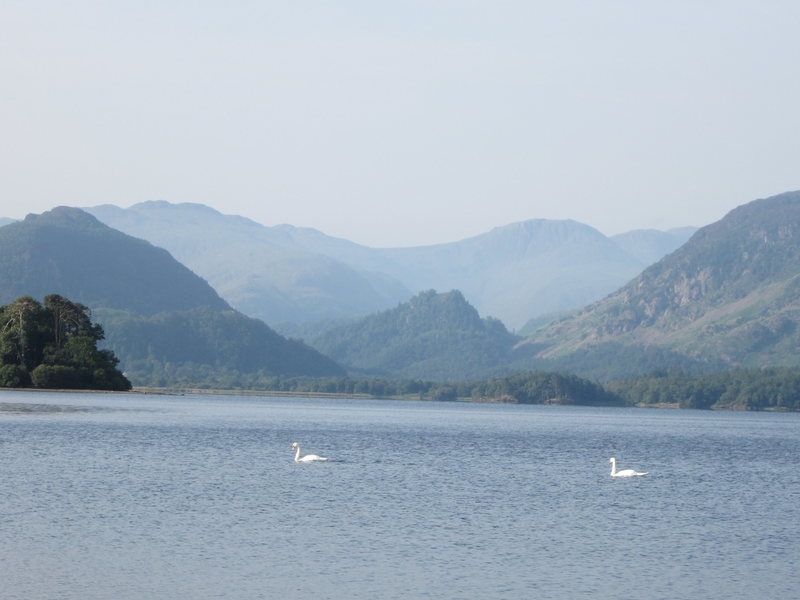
[0,207,344,381]
[0,207,230,315]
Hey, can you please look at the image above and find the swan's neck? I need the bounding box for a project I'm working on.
[294,446,301,462]
[610,459,616,476]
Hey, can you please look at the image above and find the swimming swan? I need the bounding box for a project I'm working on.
[609,457,648,477]
[291,442,330,463]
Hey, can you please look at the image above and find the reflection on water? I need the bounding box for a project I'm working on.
[1,390,798,600]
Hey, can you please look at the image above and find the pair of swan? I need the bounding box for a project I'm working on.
[291,442,330,463]
[291,444,647,477]
[609,457,648,477]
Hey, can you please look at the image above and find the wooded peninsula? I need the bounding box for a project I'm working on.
[0,295,131,391]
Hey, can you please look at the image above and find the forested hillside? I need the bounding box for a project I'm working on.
[309,290,523,381]
[98,307,345,386]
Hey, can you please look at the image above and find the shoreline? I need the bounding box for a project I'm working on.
[1,386,796,411]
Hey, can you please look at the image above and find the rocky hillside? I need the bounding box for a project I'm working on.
[519,191,800,376]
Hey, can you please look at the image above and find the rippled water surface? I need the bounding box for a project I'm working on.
[1,391,798,599]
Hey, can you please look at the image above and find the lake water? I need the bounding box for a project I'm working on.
[1,391,798,600]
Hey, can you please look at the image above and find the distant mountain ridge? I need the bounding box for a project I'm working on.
[85,202,694,330]
[519,190,800,377]
[86,202,411,326]
[372,219,650,330]
[611,226,698,265]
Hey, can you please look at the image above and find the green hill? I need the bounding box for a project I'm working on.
[0,208,345,384]
[517,191,800,379]
[309,290,522,381]
[0,207,230,314]
[97,307,345,385]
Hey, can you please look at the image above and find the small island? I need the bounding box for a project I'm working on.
[0,294,131,391]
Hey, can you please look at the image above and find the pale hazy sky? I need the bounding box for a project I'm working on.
[2,1,798,247]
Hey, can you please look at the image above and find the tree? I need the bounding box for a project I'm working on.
[0,296,47,371]
[0,294,130,391]
[44,294,103,348]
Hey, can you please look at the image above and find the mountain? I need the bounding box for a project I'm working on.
[97,307,345,383]
[0,217,16,228]
[267,217,653,330]
[0,207,344,381]
[88,202,676,331]
[308,289,524,381]
[86,202,411,326]
[0,207,230,314]
[611,226,697,265]
[373,219,647,330]
[518,191,800,378]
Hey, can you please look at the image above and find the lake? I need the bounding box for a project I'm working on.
[1,391,798,599]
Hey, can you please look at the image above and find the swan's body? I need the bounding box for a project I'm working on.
[609,457,647,477]
[291,442,329,463]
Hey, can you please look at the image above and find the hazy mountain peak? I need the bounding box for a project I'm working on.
[85,201,412,325]
[612,226,698,265]
[25,206,106,229]
[130,199,221,215]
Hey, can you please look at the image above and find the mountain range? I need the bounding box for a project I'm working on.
[4,191,797,386]
[85,201,695,331]
[85,202,411,327]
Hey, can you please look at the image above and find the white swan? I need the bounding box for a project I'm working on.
[609,457,648,477]
[291,442,330,463]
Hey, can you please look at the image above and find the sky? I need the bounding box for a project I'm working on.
[1,1,799,248]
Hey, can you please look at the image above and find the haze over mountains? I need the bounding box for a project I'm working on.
[3,191,798,386]
[85,201,694,331]
[86,202,412,327]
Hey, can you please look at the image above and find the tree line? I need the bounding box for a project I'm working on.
[606,368,800,410]
[128,362,800,410]
[0,295,130,390]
